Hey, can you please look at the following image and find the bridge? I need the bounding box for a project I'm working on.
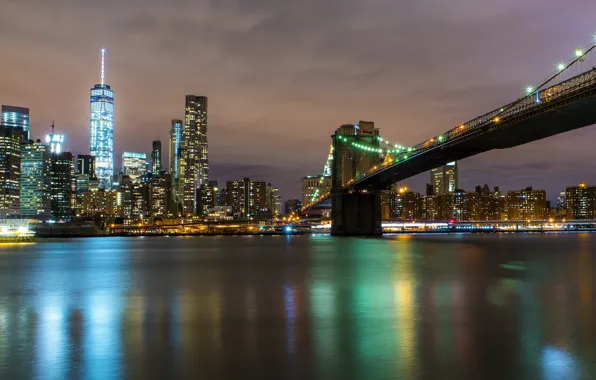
[302,38,596,235]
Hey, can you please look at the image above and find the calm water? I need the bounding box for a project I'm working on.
[0,233,595,379]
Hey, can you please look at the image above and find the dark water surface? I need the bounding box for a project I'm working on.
[1,233,595,379]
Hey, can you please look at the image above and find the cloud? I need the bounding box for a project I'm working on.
[1,0,596,200]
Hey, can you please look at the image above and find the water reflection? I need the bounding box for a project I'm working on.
[0,234,594,378]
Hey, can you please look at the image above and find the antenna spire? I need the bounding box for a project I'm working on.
[51,120,55,134]
[101,48,106,85]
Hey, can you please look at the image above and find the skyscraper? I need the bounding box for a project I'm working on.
[1,105,29,139]
[89,48,114,189]
[77,154,96,179]
[20,139,51,218]
[180,95,208,215]
[122,152,147,183]
[0,125,26,217]
[50,152,75,220]
[226,178,268,219]
[431,162,458,195]
[150,140,162,173]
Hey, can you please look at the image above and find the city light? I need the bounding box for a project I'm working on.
[575,48,584,58]
[525,86,533,94]
[557,62,566,71]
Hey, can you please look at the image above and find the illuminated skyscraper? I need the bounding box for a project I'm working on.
[2,105,29,139]
[122,152,147,183]
[89,48,114,189]
[150,140,162,173]
[169,119,183,208]
[180,95,208,215]
[431,162,458,195]
[50,152,75,220]
[20,139,51,218]
[0,125,26,217]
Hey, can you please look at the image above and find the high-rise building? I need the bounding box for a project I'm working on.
[180,95,208,215]
[89,48,114,189]
[122,152,147,183]
[197,180,218,216]
[77,154,96,179]
[566,182,596,220]
[50,152,75,219]
[506,187,547,220]
[1,105,29,139]
[431,162,458,195]
[149,172,171,218]
[131,173,151,217]
[169,119,182,190]
[150,140,162,174]
[389,186,422,220]
[20,139,51,218]
[0,125,26,217]
[267,184,282,216]
[226,178,268,219]
[285,199,302,214]
[301,175,332,206]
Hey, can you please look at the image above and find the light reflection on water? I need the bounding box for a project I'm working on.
[0,234,594,379]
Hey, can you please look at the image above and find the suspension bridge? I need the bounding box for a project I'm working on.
[302,36,596,235]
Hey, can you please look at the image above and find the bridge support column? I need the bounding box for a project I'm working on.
[331,191,382,236]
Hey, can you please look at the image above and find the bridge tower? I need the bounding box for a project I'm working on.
[331,121,383,236]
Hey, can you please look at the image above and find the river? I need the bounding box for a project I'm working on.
[0,233,595,379]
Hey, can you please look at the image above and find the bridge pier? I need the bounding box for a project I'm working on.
[331,191,382,236]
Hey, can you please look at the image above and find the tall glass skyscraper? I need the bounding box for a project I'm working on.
[169,119,183,203]
[150,140,162,173]
[1,105,29,139]
[89,48,114,189]
[20,140,51,218]
[180,95,208,215]
[122,152,147,183]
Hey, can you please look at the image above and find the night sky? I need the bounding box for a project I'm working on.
[1,0,595,201]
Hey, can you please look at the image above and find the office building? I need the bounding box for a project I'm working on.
[197,180,218,216]
[50,152,75,219]
[285,199,302,214]
[2,105,29,139]
[169,119,183,198]
[0,126,26,217]
[301,175,332,207]
[431,162,458,195]
[267,184,282,216]
[46,122,65,154]
[131,173,151,217]
[149,172,171,218]
[566,182,596,220]
[150,140,162,173]
[77,154,96,179]
[20,140,52,218]
[389,186,423,220]
[180,95,208,215]
[226,178,268,219]
[506,187,547,220]
[89,48,115,189]
[122,152,147,183]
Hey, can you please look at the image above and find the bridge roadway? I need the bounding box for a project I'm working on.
[348,68,596,191]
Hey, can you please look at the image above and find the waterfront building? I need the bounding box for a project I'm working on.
[301,175,332,207]
[169,119,183,201]
[149,172,171,218]
[267,184,282,216]
[76,188,123,218]
[1,105,29,139]
[50,152,75,219]
[89,48,114,189]
[180,96,208,215]
[150,140,162,173]
[431,162,458,195]
[122,152,147,183]
[197,180,218,216]
[505,187,547,220]
[226,178,268,219]
[422,195,439,220]
[0,125,26,217]
[285,199,302,214]
[566,182,596,220]
[19,140,51,218]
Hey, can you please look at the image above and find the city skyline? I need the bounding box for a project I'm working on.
[1,1,596,201]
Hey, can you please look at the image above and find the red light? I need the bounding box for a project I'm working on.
[449,219,455,224]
